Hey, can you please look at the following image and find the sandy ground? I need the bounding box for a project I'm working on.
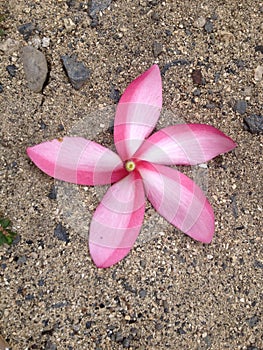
[0,0,262,349]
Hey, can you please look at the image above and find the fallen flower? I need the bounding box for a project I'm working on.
[27,65,236,268]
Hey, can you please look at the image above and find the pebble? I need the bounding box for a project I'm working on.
[85,321,92,329]
[48,185,57,200]
[193,88,201,96]
[191,69,203,85]
[30,36,42,49]
[246,315,259,328]
[63,18,76,32]
[17,22,35,40]
[115,332,123,342]
[0,38,20,54]
[122,338,130,348]
[243,115,263,134]
[21,46,48,92]
[153,41,163,57]
[88,0,112,19]
[254,65,263,81]
[194,16,206,28]
[0,85,3,93]
[255,45,263,53]
[234,99,247,115]
[61,55,90,90]
[139,289,147,298]
[42,37,50,48]
[45,340,57,350]
[54,223,70,243]
[109,86,120,103]
[6,64,17,77]
[16,256,27,265]
[204,20,213,33]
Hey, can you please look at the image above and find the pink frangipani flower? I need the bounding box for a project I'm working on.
[27,65,236,268]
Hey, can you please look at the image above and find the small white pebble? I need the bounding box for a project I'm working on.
[198,163,208,169]
[42,37,50,48]
[207,254,213,260]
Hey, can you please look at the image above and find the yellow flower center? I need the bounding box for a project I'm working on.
[125,160,136,172]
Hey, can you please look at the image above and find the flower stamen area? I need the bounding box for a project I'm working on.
[125,160,136,172]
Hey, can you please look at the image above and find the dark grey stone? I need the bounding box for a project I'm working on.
[16,256,27,265]
[48,185,57,200]
[193,89,201,96]
[234,99,247,115]
[45,340,57,350]
[255,45,263,53]
[246,315,259,328]
[54,223,69,243]
[204,20,213,33]
[0,84,3,93]
[17,22,35,39]
[230,194,238,219]
[244,115,263,134]
[6,65,17,77]
[85,321,92,329]
[254,260,263,269]
[38,279,45,286]
[122,338,130,348]
[109,86,120,103]
[115,332,123,342]
[62,55,90,90]
[139,289,146,298]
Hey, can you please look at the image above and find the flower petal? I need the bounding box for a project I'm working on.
[27,137,126,185]
[114,65,162,160]
[89,171,145,268]
[135,124,237,165]
[138,162,214,243]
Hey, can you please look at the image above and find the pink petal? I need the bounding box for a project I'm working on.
[135,124,237,165]
[114,65,162,160]
[27,137,127,185]
[138,162,214,243]
[89,171,145,268]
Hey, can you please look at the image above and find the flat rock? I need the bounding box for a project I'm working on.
[21,46,48,92]
[61,55,90,90]
[244,115,263,134]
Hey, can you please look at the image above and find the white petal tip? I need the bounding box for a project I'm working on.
[89,243,131,268]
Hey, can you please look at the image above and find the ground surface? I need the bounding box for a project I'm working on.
[0,1,262,349]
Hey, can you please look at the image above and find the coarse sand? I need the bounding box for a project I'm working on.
[0,1,262,349]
